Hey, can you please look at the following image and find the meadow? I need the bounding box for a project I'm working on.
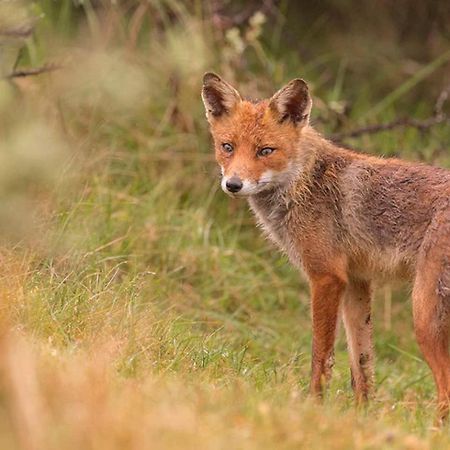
[1,1,450,448]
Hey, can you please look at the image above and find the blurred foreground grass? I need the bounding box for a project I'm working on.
[0,1,450,448]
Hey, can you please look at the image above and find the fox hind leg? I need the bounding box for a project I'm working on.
[413,214,450,423]
[413,281,450,422]
[342,279,374,403]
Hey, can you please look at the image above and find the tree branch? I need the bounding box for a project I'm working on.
[330,86,450,141]
[7,64,61,79]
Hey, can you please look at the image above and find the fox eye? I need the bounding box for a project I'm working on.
[257,147,275,157]
[222,143,234,154]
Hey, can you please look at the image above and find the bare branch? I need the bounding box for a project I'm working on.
[330,85,450,141]
[7,64,61,79]
[331,116,450,140]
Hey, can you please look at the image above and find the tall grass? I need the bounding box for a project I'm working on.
[0,1,450,448]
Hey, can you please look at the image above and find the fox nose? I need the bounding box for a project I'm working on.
[225,177,243,193]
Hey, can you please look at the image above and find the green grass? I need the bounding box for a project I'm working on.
[1,1,450,448]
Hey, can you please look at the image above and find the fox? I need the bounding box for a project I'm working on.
[201,72,450,421]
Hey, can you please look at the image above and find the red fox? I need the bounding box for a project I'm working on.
[201,72,450,420]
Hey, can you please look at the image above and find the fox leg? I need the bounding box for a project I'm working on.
[413,281,450,422]
[413,214,450,423]
[342,279,374,403]
[309,273,347,397]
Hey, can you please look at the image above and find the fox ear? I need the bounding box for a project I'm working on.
[269,79,312,125]
[201,72,242,120]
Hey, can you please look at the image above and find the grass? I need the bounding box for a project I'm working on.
[1,1,450,448]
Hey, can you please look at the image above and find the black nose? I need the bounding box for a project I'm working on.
[225,177,243,193]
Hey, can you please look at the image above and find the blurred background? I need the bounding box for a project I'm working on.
[0,1,449,449]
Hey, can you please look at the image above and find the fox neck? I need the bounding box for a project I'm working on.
[247,127,337,258]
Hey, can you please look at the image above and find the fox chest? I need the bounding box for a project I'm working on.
[248,196,303,268]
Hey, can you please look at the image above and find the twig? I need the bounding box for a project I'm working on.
[7,64,61,79]
[331,116,450,140]
[330,85,450,141]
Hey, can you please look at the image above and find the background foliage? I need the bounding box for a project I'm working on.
[0,1,450,448]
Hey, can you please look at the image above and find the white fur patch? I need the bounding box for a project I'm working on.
[221,166,299,198]
[258,169,275,183]
[221,177,258,197]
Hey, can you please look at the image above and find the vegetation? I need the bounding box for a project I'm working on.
[1,1,450,448]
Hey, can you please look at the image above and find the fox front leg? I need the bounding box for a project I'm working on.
[309,273,347,397]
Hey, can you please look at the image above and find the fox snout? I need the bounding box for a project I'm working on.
[220,174,251,196]
[221,167,294,197]
[221,168,296,197]
[225,176,243,193]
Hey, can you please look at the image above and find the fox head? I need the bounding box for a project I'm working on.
[201,73,312,197]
